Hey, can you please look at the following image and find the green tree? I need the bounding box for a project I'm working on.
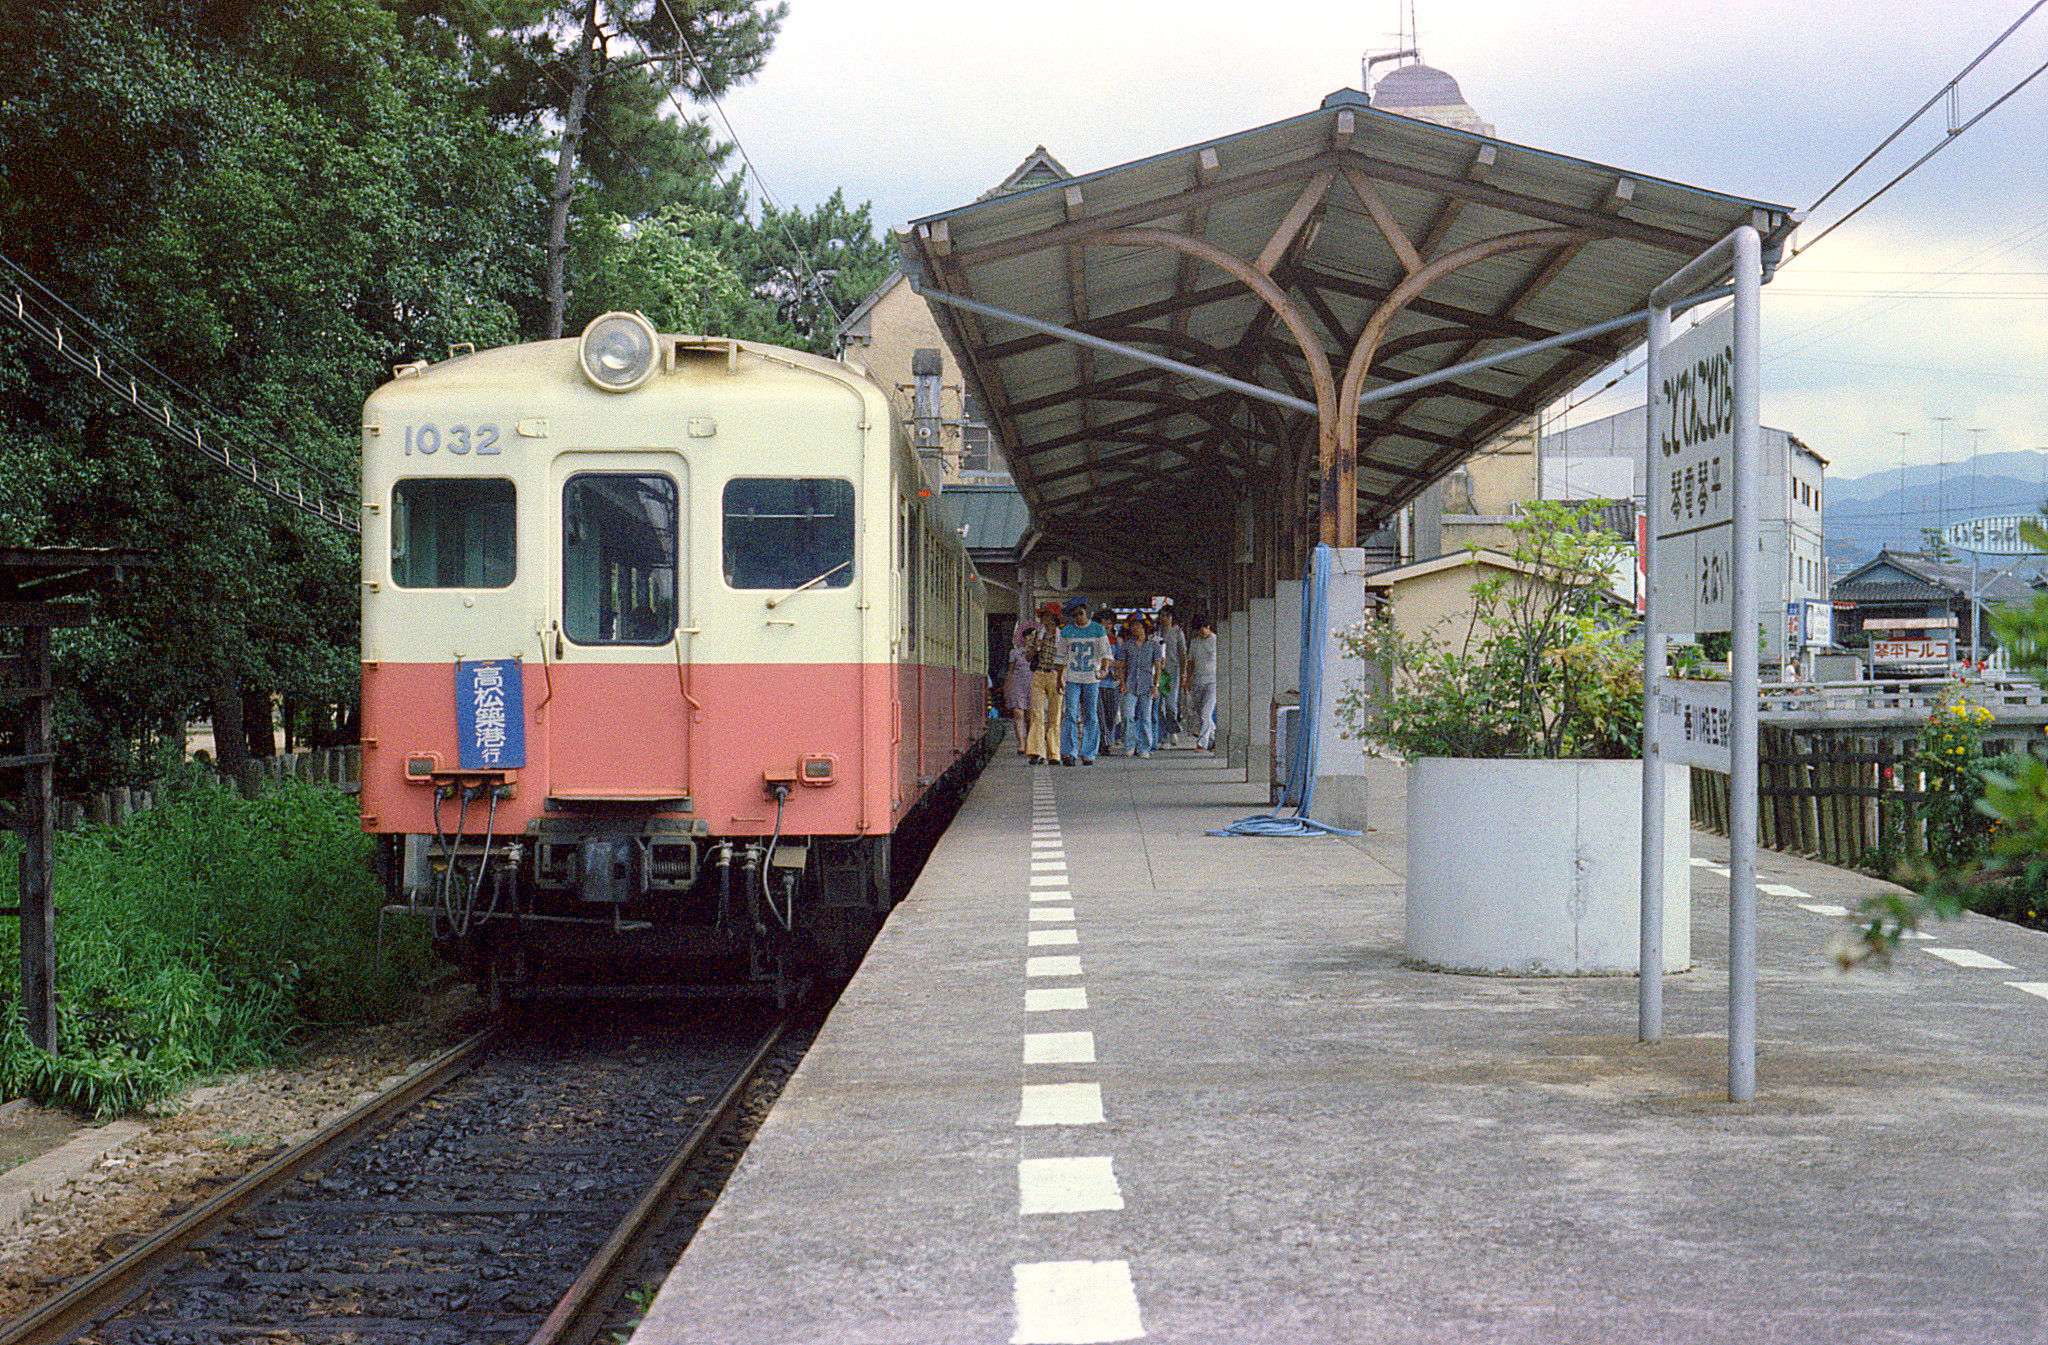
[0,0,534,788]
[444,0,785,338]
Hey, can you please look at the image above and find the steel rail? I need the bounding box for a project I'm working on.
[526,1017,792,1345]
[0,1026,499,1345]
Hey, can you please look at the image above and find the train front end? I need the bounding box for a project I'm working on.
[359,316,898,1005]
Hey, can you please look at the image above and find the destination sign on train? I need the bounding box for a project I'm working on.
[1942,515,2045,556]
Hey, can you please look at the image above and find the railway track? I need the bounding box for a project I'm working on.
[0,1008,792,1345]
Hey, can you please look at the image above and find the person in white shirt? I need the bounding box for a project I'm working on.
[1185,614,1218,753]
[1055,599,1114,764]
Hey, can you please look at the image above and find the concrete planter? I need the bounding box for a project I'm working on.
[1405,757,1691,976]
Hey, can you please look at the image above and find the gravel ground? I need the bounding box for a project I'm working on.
[0,987,488,1324]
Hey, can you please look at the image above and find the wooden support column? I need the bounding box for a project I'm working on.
[1094,227,1343,549]
[1331,225,1592,556]
[19,625,55,1051]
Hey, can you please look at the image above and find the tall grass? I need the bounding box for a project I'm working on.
[0,775,434,1118]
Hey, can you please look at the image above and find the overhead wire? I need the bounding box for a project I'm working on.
[1801,0,2046,221]
[660,9,842,337]
[1792,57,2048,260]
[1558,4,2046,432]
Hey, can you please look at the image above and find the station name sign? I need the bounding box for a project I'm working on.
[1654,308,1736,634]
[1942,515,2044,557]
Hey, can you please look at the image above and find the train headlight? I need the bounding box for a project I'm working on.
[579,311,659,392]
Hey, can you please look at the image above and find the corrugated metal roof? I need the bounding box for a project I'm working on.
[902,89,1796,585]
[936,483,1033,552]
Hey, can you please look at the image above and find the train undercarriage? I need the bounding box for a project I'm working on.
[380,728,997,1009]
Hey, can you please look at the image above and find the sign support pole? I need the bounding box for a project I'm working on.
[1647,224,1763,1102]
[1639,304,1671,1044]
[1728,226,1761,1103]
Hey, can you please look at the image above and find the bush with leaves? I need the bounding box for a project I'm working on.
[1334,500,1643,760]
[1916,697,1998,871]
[0,777,431,1118]
[1842,511,2048,965]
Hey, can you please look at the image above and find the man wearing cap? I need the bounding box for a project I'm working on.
[1056,599,1113,765]
[1023,601,1066,765]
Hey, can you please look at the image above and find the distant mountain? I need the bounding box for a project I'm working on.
[1826,450,2048,581]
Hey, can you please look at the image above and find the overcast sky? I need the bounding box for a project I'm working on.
[713,0,2047,494]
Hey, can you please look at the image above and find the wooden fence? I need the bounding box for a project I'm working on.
[1691,723,2043,867]
[61,746,361,832]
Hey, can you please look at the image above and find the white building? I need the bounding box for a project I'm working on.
[1539,406,1828,666]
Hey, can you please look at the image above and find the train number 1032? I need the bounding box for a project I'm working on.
[403,423,502,456]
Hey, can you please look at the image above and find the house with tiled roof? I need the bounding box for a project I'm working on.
[1832,548,2037,672]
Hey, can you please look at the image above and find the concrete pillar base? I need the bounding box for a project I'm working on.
[1311,773,1369,832]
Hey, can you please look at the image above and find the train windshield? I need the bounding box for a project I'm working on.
[722,478,855,590]
[562,473,678,645]
[390,478,516,588]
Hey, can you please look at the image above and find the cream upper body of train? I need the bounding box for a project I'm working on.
[358,313,990,1003]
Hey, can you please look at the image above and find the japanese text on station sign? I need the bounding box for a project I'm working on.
[1653,308,1737,635]
[1654,677,1733,772]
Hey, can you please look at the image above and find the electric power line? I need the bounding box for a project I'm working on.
[662,15,842,337]
[1803,0,2046,220]
[0,255,351,498]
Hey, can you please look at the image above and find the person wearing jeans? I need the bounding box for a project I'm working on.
[1116,616,1161,757]
[1186,614,1218,752]
[1056,599,1113,764]
[1155,606,1186,745]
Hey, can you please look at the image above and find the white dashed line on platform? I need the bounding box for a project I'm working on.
[1027,986,1089,1012]
[1033,860,1069,872]
[1761,883,1811,898]
[1018,1156,1124,1214]
[1690,857,1713,867]
[1012,1260,1144,1344]
[1027,955,1084,977]
[1798,903,1850,917]
[1031,875,1068,887]
[1019,1082,1105,1126]
[2007,982,2048,1001]
[1024,1031,1096,1064]
[1925,948,2015,970]
[1031,890,1071,904]
[1031,907,1075,922]
[1030,929,1081,947]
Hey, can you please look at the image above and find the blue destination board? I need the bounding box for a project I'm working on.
[456,659,525,770]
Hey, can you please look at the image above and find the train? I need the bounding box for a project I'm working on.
[358,312,992,1005]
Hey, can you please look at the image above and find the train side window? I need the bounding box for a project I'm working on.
[391,478,515,588]
[723,478,854,590]
[562,473,678,645]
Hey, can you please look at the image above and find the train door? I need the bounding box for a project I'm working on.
[546,454,691,800]
[904,499,924,795]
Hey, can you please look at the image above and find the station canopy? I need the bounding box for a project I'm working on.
[902,89,1798,584]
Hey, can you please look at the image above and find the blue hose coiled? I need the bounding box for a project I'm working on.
[1207,544,1363,838]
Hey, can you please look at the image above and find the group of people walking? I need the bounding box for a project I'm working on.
[1004,599,1218,767]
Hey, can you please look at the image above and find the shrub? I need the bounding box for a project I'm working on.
[0,779,432,1118]
[1334,500,1643,760]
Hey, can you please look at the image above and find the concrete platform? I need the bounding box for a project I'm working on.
[633,747,2048,1344]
